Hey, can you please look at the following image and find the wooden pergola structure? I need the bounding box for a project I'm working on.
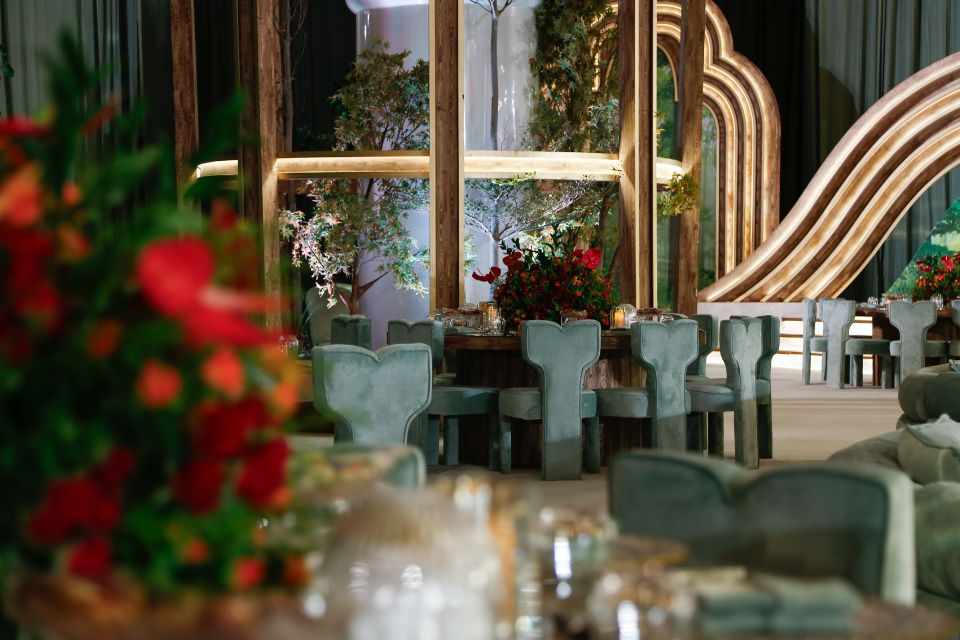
[170,0,707,323]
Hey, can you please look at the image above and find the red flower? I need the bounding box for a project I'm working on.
[87,319,123,359]
[0,164,44,228]
[193,397,270,458]
[94,447,136,488]
[135,238,214,317]
[0,117,50,138]
[67,536,112,580]
[230,557,265,591]
[578,248,602,270]
[14,280,61,332]
[27,477,112,544]
[201,347,245,398]
[235,438,290,509]
[182,306,274,347]
[503,252,522,270]
[173,458,225,514]
[180,538,211,565]
[211,199,238,232]
[2,228,55,294]
[471,266,502,284]
[136,359,182,409]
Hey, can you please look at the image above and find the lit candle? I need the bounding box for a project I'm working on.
[612,306,626,329]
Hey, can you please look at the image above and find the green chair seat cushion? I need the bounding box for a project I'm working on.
[844,339,891,355]
[433,372,457,387]
[686,379,771,412]
[595,387,652,418]
[428,385,498,416]
[890,340,948,357]
[499,387,597,421]
[897,417,960,484]
[809,337,829,352]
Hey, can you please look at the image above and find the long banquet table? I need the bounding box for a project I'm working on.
[446,331,652,469]
[858,306,957,382]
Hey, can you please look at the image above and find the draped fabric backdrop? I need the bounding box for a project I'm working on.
[715,0,960,299]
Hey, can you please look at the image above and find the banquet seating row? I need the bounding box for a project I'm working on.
[802,298,951,389]
[312,312,777,477]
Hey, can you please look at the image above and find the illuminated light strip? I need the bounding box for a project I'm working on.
[699,51,960,302]
[196,151,682,184]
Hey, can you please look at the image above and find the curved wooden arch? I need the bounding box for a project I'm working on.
[699,51,960,302]
[656,0,781,277]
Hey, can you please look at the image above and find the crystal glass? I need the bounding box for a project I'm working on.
[611,304,635,329]
[932,294,944,310]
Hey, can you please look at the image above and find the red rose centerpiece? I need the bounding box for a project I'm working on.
[914,252,960,301]
[472,237,617,331]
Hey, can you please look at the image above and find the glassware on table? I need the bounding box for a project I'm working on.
[611,304,636,330]
[560,309,588,326]
[279,335,299,356]
[479,301,502,334]
[932,294,945,310]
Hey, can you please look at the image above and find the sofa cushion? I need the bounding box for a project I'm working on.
[828,431,902,472]
[898,416,960,484]
[915,482,960,602]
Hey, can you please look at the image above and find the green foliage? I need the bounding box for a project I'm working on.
[283,42,429,312]
[658,172,700,217]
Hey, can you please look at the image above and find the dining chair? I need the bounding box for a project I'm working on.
[732,314,780,459]
[950,300,960,357]
[595,320,699,452]
[330,314,373,350]
[889,300,947,384]
[609,450,915,605]
[498,320,601,481]
[312,343,432,451]
[687,313,718,378]
[686,317,764,469]
[801,299,828,385]
[387,319,499,467]
[302,285,349,346]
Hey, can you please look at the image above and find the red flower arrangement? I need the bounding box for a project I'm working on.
[473,237,617,330]
[0,46,305,595]
[914,252,960,301]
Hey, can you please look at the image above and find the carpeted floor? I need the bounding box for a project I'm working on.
[430,353,903,515]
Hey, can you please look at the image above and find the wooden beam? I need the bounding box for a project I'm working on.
[170,0,198,193]
[236,0,282,329]
[429,0,465,310]
[675,0,705,315]
[618,0,656,307]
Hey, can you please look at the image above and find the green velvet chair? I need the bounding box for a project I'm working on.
[731,315,780,459]
[801,299,828,385]
[330,314,372,350]
[596,320,699,452]
[302,285,350,346]
[950,301,960,357]
[387,319,499,466]
[889,300,947,384]
[610,450,916,605]
[498,320,601,481]
[686,318,764,469]
[687,313,718,378]
[312,343,432,451]
[820,299,893,388]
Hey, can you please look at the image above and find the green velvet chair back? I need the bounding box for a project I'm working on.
[312,343,431,447]
[952,300,960,327]
[303,286,349,346]
[687,313,718,376]
[633,320,699,450]
[521,320,601,480]
[330,314,373,350]
[719,318,764,467]
[733,314,781,381]
[889,300,937,380]
[387,319,445,370]
[819,298,855,389]
[610,451,916,604]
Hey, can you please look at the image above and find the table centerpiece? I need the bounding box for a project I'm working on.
[0,38,314,638]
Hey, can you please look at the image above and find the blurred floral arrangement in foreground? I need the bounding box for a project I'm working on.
[0,36,307,602]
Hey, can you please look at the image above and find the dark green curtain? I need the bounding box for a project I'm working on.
[715,0,960,299]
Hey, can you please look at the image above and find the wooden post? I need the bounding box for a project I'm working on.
[236,0,282,329]
[675,0,705,315]
[170,0,198,193]
[618,0,656,308]
[429,0,465,310]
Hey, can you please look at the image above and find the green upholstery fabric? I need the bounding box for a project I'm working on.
[312,344,431,449]
[610,451,916,604]
[898,417,960,484]
[801,299,821,385]
[330,314,372,350]
[287,438,426,488]
[846,339,892,354]
[846,337,894,388]
[427,385,499,466]
[499,320,601,480]
[387,319,445,370]
[890,339,948,357]
[687,314,718,377]
[733,314,779,458]
[820,299,855,389]
[914,481,960,604]
[898,364,960,424]
[688,318,764,468]
[889,300,941,381]
[828,430,902,472]
[303,286,349,346]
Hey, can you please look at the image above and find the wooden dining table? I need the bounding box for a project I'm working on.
[446,330,702,469]
[857,305,956,382]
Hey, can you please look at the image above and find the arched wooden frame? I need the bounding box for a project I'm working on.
[700,51,960,302]
[656,0,780,278]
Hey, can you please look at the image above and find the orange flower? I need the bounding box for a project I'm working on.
[180,538,211,565]
[56,224,90,261]
[61,181,82,207]
[283,555,310,587]
[87,319,123,358]
[136,360,181,408]
[0,164,43,228]
[269,381,299,416]
[201,347,245,398]
[230,557,265,591]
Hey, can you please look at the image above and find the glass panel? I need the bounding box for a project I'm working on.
[700,107,719,289]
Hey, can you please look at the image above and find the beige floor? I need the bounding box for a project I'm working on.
[432,353,903,515]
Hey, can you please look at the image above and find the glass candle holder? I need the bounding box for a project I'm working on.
[611,304,635,329]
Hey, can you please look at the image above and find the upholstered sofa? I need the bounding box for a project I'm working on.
[897,364,960,427]
[829,424,960,614]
